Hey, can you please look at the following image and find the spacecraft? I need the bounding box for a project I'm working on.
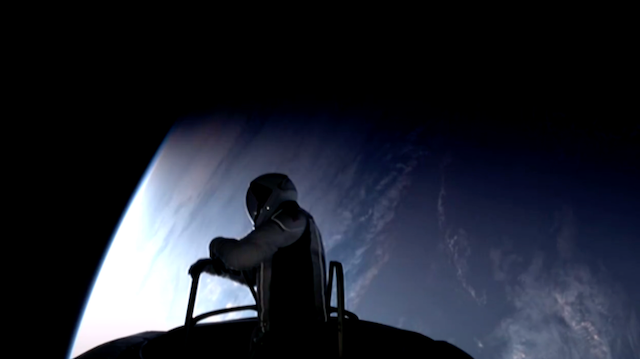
[75,261,474,358]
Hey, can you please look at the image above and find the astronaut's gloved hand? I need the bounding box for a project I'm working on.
[210,256,228,276]
[188,258,214,277]
[189,257,229,277]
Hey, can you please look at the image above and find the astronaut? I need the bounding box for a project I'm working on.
[189,173,328,356]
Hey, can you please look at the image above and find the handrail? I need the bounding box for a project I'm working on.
[184,272,201,339]
[191,305,355,327]
[326,261,346,357]
[192,305,258,324]
[185,263,256,335]
[186,259,353,358]
[188,305,355,326]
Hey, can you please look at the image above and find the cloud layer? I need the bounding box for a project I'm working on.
[438,156,486,306]
[489,206,639,359]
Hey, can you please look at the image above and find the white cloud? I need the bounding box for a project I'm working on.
[347,248,391,308]
[490,247,523,282]
[343,144,426,309]
[438,157,486,305]
[491,211,639,359]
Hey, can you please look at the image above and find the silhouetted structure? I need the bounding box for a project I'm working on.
[77,260,473,358]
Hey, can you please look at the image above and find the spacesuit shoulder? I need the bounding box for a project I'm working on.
[270,206,308,232]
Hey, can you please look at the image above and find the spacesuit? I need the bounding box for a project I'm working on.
[190,173,328,356]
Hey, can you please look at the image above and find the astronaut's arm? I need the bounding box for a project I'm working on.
[217,262,257,288]
[210,211,307,271]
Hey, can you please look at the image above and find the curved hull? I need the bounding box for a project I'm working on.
[76,317,473,358]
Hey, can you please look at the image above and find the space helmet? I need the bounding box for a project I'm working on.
[245,173,298,227]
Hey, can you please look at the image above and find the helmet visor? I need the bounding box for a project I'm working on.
[245,182,272,223]
[246,189,259,223]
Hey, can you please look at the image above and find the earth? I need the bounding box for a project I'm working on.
[70,106,639,359]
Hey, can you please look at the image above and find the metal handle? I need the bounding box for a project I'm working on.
[326,261,346,357]
[185,261,258,345]
[192,305,257,324]
[185,272,200,338]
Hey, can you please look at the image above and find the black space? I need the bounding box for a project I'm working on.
[19,48,636,358]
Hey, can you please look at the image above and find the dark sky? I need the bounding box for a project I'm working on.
[27,43,638,358]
